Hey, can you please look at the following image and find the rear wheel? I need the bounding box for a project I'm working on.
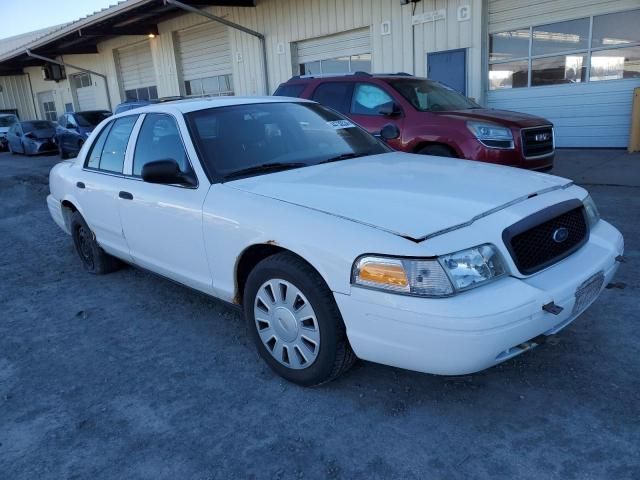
[70,211,121,274]
[417,144,456,158]
[244,252,356,386]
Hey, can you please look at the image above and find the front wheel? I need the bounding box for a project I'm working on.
[244,253,356,386]
[417,144,456,157]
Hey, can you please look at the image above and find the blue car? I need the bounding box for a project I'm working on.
[56,110,111,159]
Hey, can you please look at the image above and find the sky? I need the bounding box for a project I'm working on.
[0,0,117,40]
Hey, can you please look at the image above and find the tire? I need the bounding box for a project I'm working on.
[243,252,356,386]
[8,143,16,155]
[70,211,121,274]
[417,144,456,158]
[58,142,68,160]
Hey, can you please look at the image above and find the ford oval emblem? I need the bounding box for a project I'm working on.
[552,227,569,243]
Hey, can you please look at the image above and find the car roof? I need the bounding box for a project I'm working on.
[112,96,314,116]
[282,72,415,83]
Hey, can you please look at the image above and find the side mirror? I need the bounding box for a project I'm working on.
[141,159,197,187]
[378,102,401,117]
[380,123,400,141]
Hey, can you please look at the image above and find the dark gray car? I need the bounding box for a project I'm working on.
[7,120,57,156]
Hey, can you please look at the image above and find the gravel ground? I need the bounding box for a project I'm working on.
[0,151,638,479]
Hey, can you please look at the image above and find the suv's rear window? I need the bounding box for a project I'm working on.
[273,84,306,97]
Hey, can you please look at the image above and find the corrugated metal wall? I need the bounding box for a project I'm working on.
[0,75,36,119]
[2,0,482,113]
[175,22,233,82]
[488,0,640,33]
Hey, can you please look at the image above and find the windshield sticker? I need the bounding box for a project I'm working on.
[327,120,356,129]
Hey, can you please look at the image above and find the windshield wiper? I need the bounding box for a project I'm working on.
[317,152,369,165]
[224,162,307,180]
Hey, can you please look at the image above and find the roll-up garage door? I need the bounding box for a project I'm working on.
[116,41,157,102]
[176,22,233,97]
[295,28,372,75]
[72,73,96,111]
[487,1,640,147]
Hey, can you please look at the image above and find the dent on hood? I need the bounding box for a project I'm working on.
[370,182,574,243]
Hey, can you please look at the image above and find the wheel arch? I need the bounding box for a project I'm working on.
[234,242,333,306]
[413,140,460,157]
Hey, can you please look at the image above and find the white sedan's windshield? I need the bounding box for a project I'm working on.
[187,102,389,180]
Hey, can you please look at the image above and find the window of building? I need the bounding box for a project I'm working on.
[124,86,158,102]
[488,8,640,90]
[42,101,57,121]
[300,53,371,75]
[184,74,233,97]
[73,73,92,89]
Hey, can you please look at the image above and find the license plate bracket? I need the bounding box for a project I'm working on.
[572,271,605,316]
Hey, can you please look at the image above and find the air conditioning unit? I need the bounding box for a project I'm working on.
[42,63,66,82]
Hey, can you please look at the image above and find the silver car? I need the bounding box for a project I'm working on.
[7,120,57,156]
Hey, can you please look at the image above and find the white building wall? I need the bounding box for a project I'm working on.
[5,0,484,116]
[0,74,36,119]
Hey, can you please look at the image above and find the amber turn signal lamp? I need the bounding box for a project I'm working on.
[358,262,409,288]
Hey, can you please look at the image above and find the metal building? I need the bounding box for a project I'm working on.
[0,0,638,148]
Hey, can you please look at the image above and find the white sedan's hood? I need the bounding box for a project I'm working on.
[227,152,571,241]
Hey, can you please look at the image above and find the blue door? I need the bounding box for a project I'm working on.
[427,49,466,95]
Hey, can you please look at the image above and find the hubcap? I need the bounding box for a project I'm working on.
[254,279,320,370]
[76,225,94,269]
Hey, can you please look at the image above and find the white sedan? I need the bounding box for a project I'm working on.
[47,97,624,386]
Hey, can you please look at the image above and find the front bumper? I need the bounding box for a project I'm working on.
[335,220,623,375]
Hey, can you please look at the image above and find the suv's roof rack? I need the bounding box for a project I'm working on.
[291,71,372,80]
[290,71,413,80]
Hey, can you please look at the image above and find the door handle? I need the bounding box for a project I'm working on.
[119,191,133,200]
[76,181,85,189]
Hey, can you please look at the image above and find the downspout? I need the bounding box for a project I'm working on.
[25,49,113,111]
[25,72,38,119]
[164,0,270,95]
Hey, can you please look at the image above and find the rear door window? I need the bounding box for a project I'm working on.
[85,115,137,173]
[311,82,354,114]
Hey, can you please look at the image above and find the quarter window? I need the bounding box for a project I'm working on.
[86,116,137,173]
[351,84,394,116]
[133,114,189,176]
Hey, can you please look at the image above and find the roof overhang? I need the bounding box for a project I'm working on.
[0,0,256,75]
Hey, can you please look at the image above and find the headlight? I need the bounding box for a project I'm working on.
[439,244,507,291]
[582,194,600,228]
[466,121,514,149]
[352,244,507,297]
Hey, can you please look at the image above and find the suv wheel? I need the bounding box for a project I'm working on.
[418,144,456,157]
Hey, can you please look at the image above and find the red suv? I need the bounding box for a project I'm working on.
[274,73,554,171]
